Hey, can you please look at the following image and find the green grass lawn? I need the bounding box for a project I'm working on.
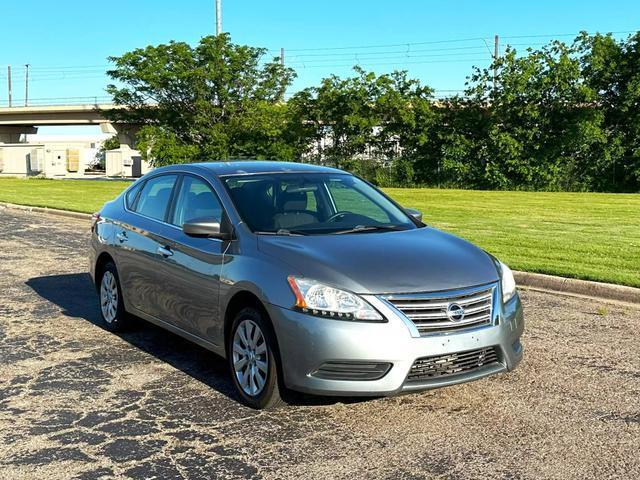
[388,188,640,288]
[1,178,638,287]
[0,178,131,214]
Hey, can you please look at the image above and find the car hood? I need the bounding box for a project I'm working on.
[257,227,499,294]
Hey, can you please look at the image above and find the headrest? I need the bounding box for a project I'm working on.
[190,191,216,210]
[282,191,307,212]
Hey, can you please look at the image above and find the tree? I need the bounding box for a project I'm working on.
[430,38,608,191]
[106,34,297,166]
[101,136,120,151]
[289,67,436,185]
[578,32,640,191]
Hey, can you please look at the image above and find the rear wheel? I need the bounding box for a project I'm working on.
[98,262,129,332]
[228,307,284,409]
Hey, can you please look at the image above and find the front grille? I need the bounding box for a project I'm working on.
[407,347,499,381]
[384,284,495,335]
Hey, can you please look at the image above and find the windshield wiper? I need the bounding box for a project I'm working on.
[333,225,407,235]
[255,229,309,236]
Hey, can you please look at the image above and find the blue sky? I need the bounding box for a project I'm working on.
[1,1,638,113]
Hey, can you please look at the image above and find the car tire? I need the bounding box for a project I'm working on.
[228,307,285,409]
[98,262,129,332]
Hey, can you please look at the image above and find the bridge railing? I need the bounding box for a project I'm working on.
[2,96,112,107]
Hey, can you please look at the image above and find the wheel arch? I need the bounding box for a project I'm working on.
[223,290,282,364]
[94,251,116,290]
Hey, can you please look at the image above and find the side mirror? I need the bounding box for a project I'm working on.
[405,208,423,223]
[183,217,231,240]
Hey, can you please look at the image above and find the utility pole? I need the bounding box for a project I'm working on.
[493,35,500,91]
[7,65,13,107]
[279,48,286,101]
[215,0,222,35]
[24,64,30,107]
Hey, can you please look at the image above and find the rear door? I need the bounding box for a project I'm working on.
[158,174,227,344]
[114,173,179,320]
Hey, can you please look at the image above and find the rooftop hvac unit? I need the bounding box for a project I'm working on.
[67,148,80,172]
[29,148,44,173]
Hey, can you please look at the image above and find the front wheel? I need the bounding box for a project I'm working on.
[228,308,284,409]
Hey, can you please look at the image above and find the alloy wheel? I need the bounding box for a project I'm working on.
[232,319,269,396]
[100,271,119,324]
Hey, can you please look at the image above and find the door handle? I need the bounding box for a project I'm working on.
[157,245,173,257]
[116,231,128,243]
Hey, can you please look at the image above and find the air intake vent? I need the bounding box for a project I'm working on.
[407,347,499,382]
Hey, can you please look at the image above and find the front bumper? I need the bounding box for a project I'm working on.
[267,292,524,396]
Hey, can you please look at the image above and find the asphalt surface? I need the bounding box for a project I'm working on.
[0,207,639,480]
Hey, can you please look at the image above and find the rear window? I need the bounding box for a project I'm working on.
[133,174,178,221]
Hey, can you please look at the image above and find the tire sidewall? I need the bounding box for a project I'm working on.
[228,307,281,409]
[99,262,127,332]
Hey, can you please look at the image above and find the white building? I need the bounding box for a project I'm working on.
[0,104,150,178]
[0,134,109,177]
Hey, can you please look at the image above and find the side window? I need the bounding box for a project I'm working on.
[134,174,178,221]
[125,181,144,209]
[171,176,223,227]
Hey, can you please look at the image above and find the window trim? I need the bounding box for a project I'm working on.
[125,180,145,210]
[125,172,180,225]
[123,170,231,241]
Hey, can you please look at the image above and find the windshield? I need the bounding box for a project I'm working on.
[223,173,418,235]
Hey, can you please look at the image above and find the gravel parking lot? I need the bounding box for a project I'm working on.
[1,207,638,480]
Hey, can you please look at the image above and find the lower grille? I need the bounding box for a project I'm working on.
[311,361,392,381]
[407,347,499,381]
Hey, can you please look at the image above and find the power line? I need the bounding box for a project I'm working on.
[291,57,493,69]
[27,64,110,71]
[500,29,637,39]
[286,51,492,65]
[287,45,490,59]
[270,29,637,53]
[272,36,488,53]
[2,29,636,104]
[4,29,636,79]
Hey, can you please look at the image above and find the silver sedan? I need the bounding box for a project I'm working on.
[89,161,524,409]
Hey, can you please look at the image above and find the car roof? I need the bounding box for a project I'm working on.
[152,161,345,177]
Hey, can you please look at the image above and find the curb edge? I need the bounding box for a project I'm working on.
[514,271,640,306]
[0,202,92,220]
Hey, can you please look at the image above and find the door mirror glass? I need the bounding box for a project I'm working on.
[183,217,230,239]
[405,208,423,222]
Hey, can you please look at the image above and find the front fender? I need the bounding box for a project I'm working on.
[219,251,301,321]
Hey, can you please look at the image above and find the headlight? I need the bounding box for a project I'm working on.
[499,261,517,303]
[287,276,384,321]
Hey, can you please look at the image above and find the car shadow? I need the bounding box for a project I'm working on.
[26,272,371,408]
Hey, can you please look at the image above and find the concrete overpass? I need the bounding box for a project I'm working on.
[0,104,138,146]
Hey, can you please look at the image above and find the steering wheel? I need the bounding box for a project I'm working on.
[326,211,351,223]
